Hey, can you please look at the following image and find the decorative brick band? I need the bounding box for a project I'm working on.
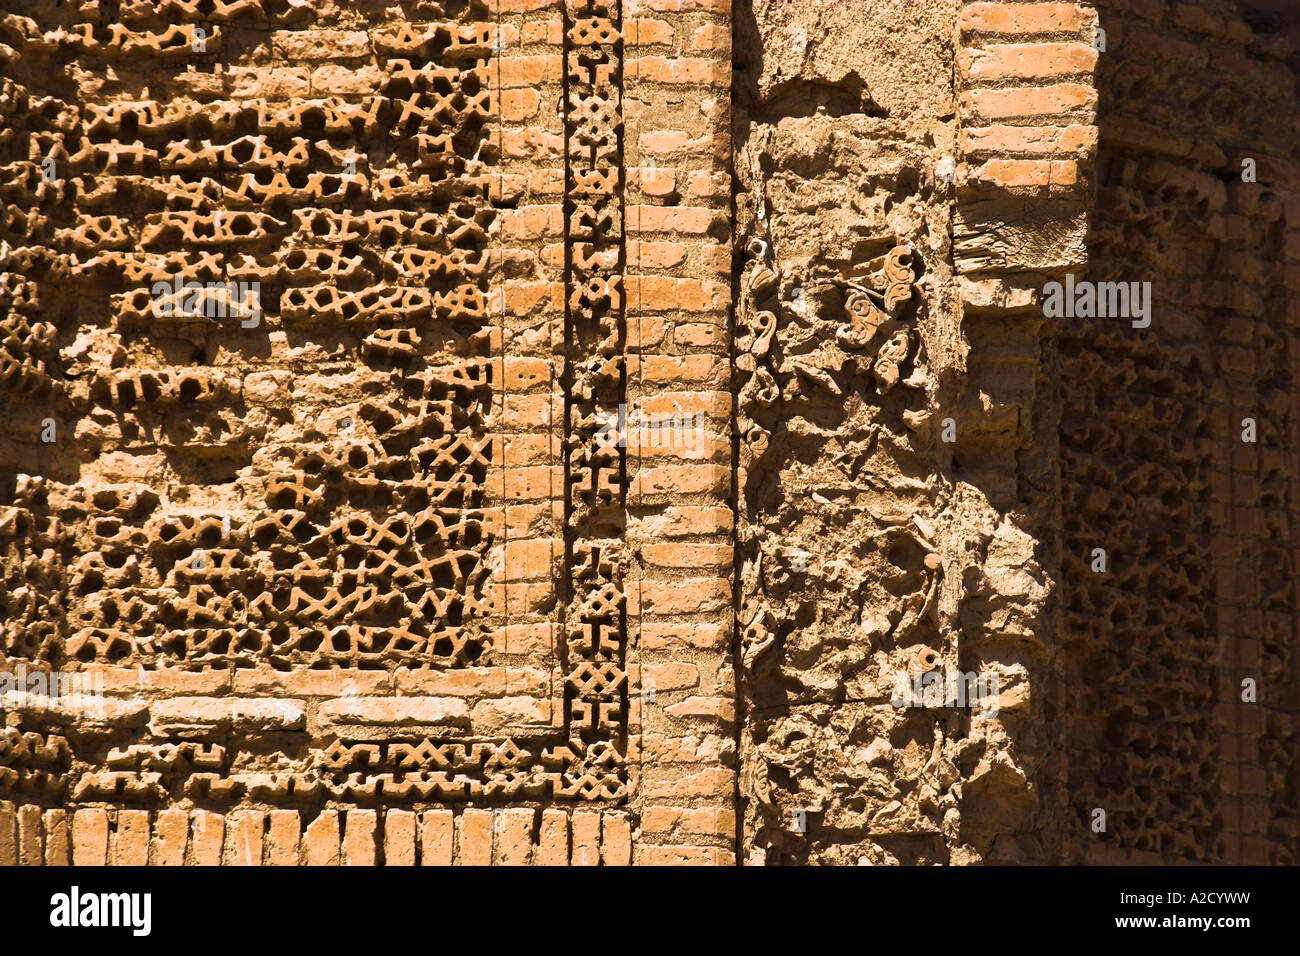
[558,0,631,800]
[0,800,630,866]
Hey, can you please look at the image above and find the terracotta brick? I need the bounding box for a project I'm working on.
[267,810,301,866]
[960,43,1097,82]
[626,277,733,310]
[960,2,1091,37]
[570,810,600,866]
[153,808,189,866]
[627,239,689,269]
[44,809,70,866]
[635,576,732,615]
[638,131,729,161]
[18,804,42,866]
[640,129,692,154]
[501,127,564,160]
[72,808,110,866]
[500,205,564,240]
[343,809,377,866]
[961,84,1098,121]
[519,19,563,46]
[635,0,732,9]
[643,767,735,800]
[225,810,264,866]
[303,811,341,866]
[115,809,151,866]
[504,465,563,501]
[628,314,668,349]
[503,536,561,581]
[628,205,726,235]
[640,731,733,762]
[503,356,552,391]
[272,29,368,59]
[642,806,735,838]
[458,809,494,866]
[629,428,729,463]
[639,389,731,418]
[643,542,733,569]
[493,808,535,866]
[395,665,549,697]
[190,810,225,866]
[233,666,389,697]
[229,66,310,98]
[630,464,730,498]
[691,24,731,52]
[641,661,701,691]
[471,695,554,731]
[535,809,569,865]
[602,812,633,866]
[961,123,1096,157]
[632,505,733,538]
[627,56,729,86]
[628,17,674,47]
[638,845,734,866]
[674,323,727,348]
[640,621,730,650]
[421,810,455,866]
[631,353,726,384]
[664,695,735,722]
[2,802,20,867]
[963,158,1082,195]
[686,169,729,200]
[500,88,541,121]
[629,166,678,197]
[311,64,383,96]
[321,696,469,729]
[384,810,417,866]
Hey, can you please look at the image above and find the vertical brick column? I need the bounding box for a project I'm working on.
[624,0,735,866]
[954,1,1099,862]
[487,0,568,729]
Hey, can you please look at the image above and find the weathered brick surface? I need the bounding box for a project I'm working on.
[0,0,729,869]
[1,0,1295,872]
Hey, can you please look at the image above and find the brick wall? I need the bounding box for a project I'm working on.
[1060,0,1299,865]
[953,0,1098,864]
[1,0,1297,867]
[0,0,735,867]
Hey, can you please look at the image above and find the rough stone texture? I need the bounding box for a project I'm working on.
[733,0,971,866]
[1,0,1297,866]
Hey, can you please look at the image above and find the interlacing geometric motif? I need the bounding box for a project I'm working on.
[558,0,629,797]
[316,0,633,804]
[0,0,629,806]
[0,6,500,674]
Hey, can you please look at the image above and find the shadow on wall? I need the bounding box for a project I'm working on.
[1058,0,1299,865]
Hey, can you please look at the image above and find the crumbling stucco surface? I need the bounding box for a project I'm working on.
[733,0,1071,866]
[733,0,976,866]
[733,0,1299,866]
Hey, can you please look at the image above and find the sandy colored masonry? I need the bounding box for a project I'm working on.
[0,0,1296,865]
